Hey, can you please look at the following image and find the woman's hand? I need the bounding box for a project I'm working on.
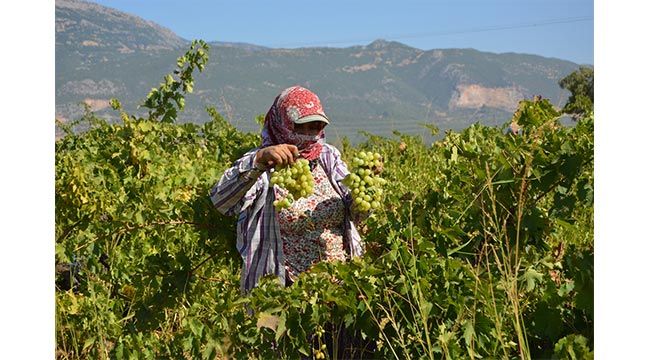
[255,144,300,168]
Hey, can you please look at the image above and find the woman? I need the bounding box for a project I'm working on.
[210,86,365,292]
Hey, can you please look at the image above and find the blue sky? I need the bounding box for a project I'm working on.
[90,0,594,65]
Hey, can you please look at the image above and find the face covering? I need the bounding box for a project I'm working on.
[294,133,321,144]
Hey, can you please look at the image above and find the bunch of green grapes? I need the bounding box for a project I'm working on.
[270,158,315,209]
[343,151,387,212]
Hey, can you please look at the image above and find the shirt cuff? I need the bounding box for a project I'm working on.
[239,150,266,180]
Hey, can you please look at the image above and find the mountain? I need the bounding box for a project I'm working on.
[56,0,582,143]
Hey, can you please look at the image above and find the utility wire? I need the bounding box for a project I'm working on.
[271,16,593,48]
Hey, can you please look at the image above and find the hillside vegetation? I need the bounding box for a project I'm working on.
[56,0,582,143]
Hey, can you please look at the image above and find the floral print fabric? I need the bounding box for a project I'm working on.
[276,162,347,281]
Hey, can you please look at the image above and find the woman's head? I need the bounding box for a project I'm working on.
[261,86,329,160]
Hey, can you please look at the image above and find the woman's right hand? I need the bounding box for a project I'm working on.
[255,144,300,168]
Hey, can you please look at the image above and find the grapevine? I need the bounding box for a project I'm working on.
[343,151,387,212]
[55,41,594,359]
[270,158,315,209]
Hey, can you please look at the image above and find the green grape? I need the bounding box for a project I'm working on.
[270,158,315,210]
[343,150,387,212]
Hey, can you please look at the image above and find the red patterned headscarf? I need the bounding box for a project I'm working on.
[261,86,329,161]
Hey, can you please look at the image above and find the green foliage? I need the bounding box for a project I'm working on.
[559,67,594,118]
[553,334,594,360]
[140,39,209,123]
[56,42,593,359]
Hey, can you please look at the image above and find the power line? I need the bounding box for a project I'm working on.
[271,16,593,48]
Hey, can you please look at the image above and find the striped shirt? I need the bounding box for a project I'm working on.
[210,143,365,292]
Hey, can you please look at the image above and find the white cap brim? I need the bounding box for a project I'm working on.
[294,114,330,124]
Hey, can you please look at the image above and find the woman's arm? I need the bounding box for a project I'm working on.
[210,144,300,216]
[210,149,266,216]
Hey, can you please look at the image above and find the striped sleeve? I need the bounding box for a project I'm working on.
[323,144,350,186]
[210,149,266,216]
[322,144,352,204]
[323,144,371,226]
